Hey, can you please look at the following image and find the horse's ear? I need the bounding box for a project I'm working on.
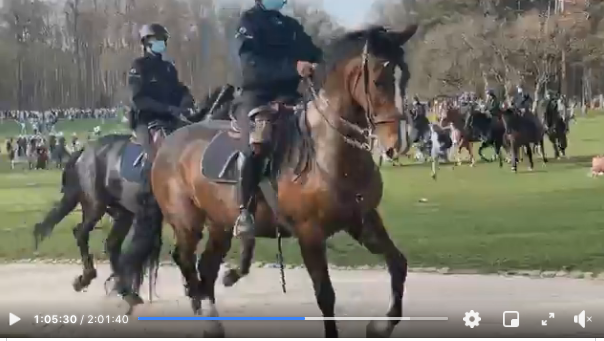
[389,24,418,46]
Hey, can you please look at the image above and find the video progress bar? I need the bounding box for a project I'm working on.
[138,317,449,321]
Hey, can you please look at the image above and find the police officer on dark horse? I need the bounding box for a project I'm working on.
[130,23,195,199]
[32,23,212,297]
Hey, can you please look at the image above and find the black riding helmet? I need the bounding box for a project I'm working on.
[139,23,170,44]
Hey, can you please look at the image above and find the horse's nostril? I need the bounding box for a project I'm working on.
[385,148,394,159]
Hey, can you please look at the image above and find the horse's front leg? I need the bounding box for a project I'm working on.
[298,222,338,338]
[511,143,519,173]
[196,226,232,338]
[222,238,255,287]
[346,209,407,337]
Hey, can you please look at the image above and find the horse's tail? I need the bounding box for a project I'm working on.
[61,148,83,193]
[33,148,83,249]
[129,197,164,295]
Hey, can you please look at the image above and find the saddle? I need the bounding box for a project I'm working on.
[201,99,302,184]
[119,123,168,183]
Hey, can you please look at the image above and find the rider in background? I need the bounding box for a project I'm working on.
[513,85,533,113]
[485,89,501,118]
[233,0,322,239]
[128,23,194,201]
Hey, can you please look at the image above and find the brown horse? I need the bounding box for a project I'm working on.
[116,25,417,338]
[439,106,476,166]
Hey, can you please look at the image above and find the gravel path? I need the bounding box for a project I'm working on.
[0,264,601,337]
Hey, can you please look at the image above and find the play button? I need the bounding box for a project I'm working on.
[9,313,20,326]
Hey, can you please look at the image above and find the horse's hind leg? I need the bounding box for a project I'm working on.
[222,238,255,287]
[548,134,560,159]
[346,209,407,338]
[196,226,232,337]
[539,137,548,164]
[559,133,568,157]
[103,208,133,295]
[297,223,338,338]
[72,202,106,292]
[525,144,535,171]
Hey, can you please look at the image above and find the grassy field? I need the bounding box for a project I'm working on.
[0,115,603,273]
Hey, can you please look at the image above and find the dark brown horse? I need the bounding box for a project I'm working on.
[500,108,548,172]
[117,25,417,338]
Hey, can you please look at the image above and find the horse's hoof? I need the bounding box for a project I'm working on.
[104,276,116,295]
[72,276,86,292]
[222,269,241,287]
[191,298,202,314]
[528,167,533,172]
[203,322,226,338]
[366,320,394,338]
[122,293,144,315]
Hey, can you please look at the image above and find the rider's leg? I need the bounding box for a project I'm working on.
[233,92,266,239]
[134,123,153,197]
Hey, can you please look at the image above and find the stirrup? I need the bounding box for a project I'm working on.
[233,210,255,239]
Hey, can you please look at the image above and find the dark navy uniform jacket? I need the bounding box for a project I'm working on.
[513,93,532,111]
[128,53,194,125]
[235,4,322,95]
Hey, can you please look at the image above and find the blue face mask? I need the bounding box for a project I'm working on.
[261,0,286,11]
[150,40,166,54]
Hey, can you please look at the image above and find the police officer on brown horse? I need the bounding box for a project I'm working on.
[233,0,322,239]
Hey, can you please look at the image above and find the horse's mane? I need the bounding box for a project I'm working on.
[196,85,236,121]
[96,133,131,144]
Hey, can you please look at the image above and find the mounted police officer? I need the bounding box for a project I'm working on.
[128,23,194,200]
[485,88,501,118]
[513,85,532,114]
[411,95,425,116]
[233,0,322,239]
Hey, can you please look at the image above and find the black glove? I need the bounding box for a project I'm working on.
[169,106,193,124]
[168,106,184,118]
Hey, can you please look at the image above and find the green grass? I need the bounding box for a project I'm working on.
[0,116,603,273]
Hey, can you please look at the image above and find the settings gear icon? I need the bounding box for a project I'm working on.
[463,310,481,328]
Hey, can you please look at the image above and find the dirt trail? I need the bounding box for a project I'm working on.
[0,264,601,337]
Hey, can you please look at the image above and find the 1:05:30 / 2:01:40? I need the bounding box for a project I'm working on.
[34,315,129,324]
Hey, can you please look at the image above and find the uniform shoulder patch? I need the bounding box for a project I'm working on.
[236,26,253,39]
[129,68,138,74]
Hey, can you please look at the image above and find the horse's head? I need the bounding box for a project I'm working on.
[315,24,417,158]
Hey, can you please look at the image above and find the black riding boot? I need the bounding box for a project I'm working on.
[138,160,153,206]
[234,153,258,239]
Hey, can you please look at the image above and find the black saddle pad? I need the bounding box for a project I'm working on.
[201,131,241,184]
[119,142,145,183]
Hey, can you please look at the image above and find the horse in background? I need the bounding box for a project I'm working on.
[500,108,548,172]
[536,98,568,159]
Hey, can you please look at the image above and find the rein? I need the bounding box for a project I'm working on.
[305,40,398,151]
